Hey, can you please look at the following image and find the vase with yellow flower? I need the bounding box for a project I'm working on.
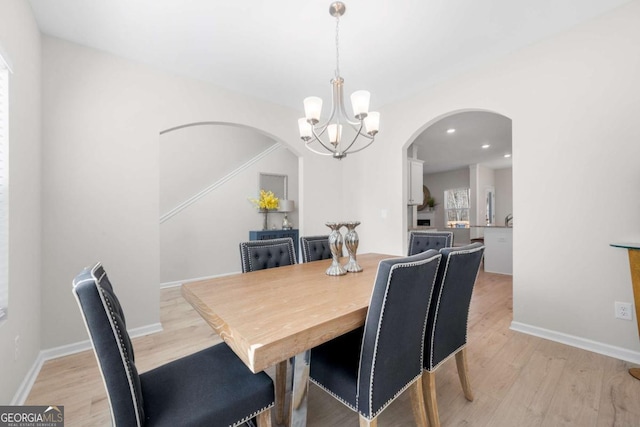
[250,189,280,230]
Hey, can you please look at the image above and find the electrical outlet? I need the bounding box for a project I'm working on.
[14,335,20,360]
[615,302,633,321]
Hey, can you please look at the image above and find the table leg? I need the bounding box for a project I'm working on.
[288,350,311,427]
[627,249,640,380]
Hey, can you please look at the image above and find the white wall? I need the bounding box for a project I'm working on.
[40,36,343,351]
[160,124,279,215]
[160,123,299,283]
[348,0,640,357]
[0,0,42,404]
[5,0,640,403]
[495,167,513,225]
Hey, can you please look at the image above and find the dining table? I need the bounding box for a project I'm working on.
[181,252,394,427]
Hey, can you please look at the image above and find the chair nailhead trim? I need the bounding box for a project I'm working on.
[92,265,143,427]
[427,245,483,369]
[360,254,440,419]
[229,403,274,427]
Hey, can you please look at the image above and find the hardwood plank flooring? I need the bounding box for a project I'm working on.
[26,270,640,426]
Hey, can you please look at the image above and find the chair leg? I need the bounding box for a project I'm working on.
[422,371,440,427]
[359,414,377,427]
[455,348,474,401]
[409,377,429,427]
[275,360,287,425]
[256,408,273,427]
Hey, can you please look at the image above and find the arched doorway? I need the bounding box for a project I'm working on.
[405,110,513,274]
[159,122,299,285]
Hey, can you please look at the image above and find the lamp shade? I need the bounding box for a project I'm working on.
[279,199,295,213]
[298,118,312,139]
[304,97,323,124]
[350,90,370,119]
[328,124,342,144]
[364,111,380,135]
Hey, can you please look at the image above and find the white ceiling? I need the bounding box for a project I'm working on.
[412,111,512,174]
[25,0,630,171]
[26,0,631,110]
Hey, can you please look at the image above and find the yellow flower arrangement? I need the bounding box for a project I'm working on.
[250,189,279,211]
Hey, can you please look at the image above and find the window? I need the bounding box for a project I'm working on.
[0,55,9,322]
[444,187,470,228]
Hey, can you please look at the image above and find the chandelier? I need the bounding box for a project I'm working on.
[297,2,380,160]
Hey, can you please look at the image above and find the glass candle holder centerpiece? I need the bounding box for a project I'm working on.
[343,221,362,273]
[325,222,347,276]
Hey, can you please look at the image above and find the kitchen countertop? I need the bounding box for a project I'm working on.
[470,225,513,229]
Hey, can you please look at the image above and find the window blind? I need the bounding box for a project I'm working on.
[0,62,8,321]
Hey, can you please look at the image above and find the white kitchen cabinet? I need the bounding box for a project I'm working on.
[483,227,513,275]
[408,159,424,205]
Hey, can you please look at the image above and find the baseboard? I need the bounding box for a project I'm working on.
[160,271,241,289]
[11,322,163,405]
[11,352,46,405]
[510,321,640,365]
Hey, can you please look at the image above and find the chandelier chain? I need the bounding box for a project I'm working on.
[334,15,340,78]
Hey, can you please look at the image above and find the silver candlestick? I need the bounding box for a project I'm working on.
[325,222,347,276]
[343,221,362,272]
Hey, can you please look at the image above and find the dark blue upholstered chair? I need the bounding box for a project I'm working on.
[309,250,442,426]
[422,243,485,427]
[300,235,332,263]
[72,263,274,427]
[239,237,297,273]
[238,237,296,424]
[408,231,454,256]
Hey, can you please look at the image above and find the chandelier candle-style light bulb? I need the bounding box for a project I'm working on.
[298,2,380,160]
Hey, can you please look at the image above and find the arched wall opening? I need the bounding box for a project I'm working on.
[402,109,513,265]
[159,121,300,285]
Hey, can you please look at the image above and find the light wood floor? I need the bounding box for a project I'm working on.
[26,270,640,426]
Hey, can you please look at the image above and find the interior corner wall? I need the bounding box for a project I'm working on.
[39,35,343,351]
[0,0,42,404]
[346,0,640,356]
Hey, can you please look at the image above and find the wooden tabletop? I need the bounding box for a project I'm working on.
[181,253,394,373]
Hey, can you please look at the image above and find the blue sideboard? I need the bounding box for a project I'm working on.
[249,229,300,261]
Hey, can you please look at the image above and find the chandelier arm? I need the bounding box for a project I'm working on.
[315,107,337,131]
[312,122,330,138]
[340,122,372,155]
[335,80,361,125]
[304,141,334,156]
[343,136,376,155]
[336,80,346,114]
[344,119,364,131]
[316,77,341,130]
[310,127,339,154]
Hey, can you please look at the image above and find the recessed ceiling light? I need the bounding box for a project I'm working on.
[504,153,512,158]
[446,128,456,134]
[482,144,490,149]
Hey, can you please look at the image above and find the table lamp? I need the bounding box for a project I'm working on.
[280,200,295,230]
